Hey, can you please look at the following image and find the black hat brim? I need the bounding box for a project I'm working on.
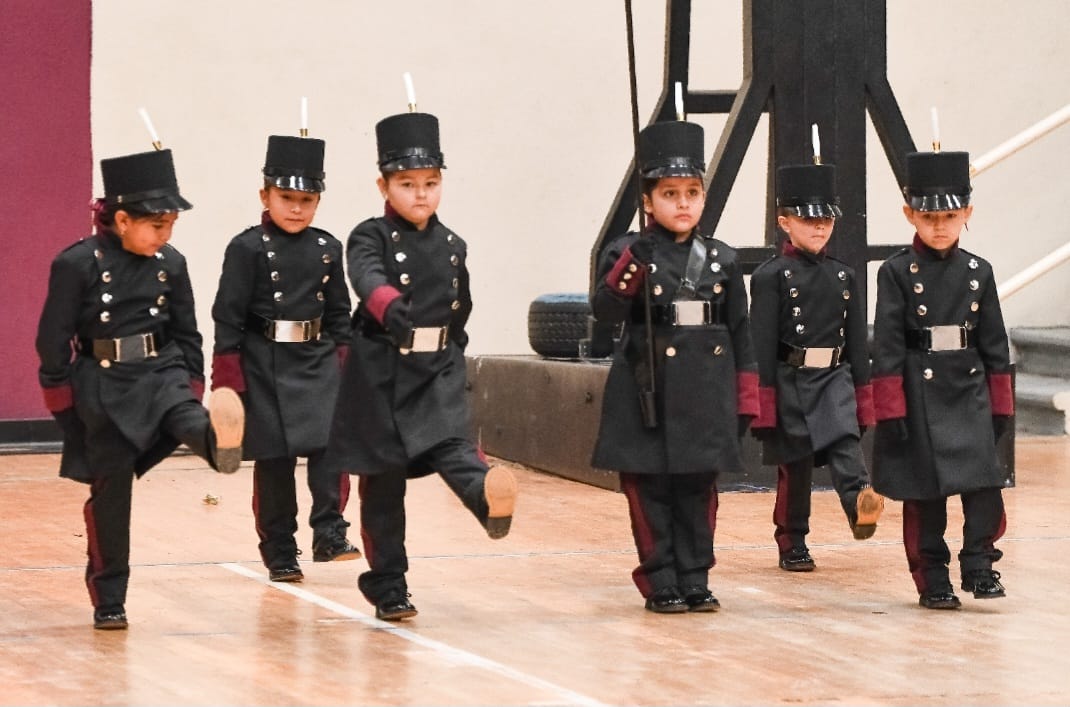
[782,203,843,218]
[380,155,446,173]
[121,193,193,214]
[641,165,704,180]
[266,175,325,193]
[905,193,971,212]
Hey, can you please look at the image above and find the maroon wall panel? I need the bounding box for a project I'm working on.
[0,0,92,420]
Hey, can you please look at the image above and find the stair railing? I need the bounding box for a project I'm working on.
[974,102,1070,300]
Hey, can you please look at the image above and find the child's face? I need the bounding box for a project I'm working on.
[642,177,706,239]
[777,214,836,254]
[115,211,178,256]
[260,186,321,234]
[378,168,442,231]
[903,204,973,254]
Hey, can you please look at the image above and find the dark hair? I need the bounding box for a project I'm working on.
[91,198,155,233]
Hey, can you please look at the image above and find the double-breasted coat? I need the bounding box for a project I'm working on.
[325,210,473,477]
[211,216,351,459]
[36,231,205,481]
[749,242,874,464]
[591,225,759,476]
[870,236,1014,500]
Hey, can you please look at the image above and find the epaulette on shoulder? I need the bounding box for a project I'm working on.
[61,236,93,254]
[886,247,912,261]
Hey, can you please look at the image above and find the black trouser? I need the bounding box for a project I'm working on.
[619,471,718,598]
[773,436,869,553]
[903,487,1006,594]
[84,401,213,611]
[252,450,351,569]
[356,438,490,604]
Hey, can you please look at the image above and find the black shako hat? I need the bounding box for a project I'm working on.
[903,151,972,211]
[776,164,843,218]
[101,149,192,213]
[376,112,445,172]
[637,121,705,179]
[263,135,326,193]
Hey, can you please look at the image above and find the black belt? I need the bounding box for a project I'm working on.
[643,301,724,326]
[906,326,975,351]
[79,330,166,365]
[778,341,842,368]
[247,313,322,343]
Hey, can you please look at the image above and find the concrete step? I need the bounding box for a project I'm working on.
[1011,326,1070,379]
[1014,372,1070,436]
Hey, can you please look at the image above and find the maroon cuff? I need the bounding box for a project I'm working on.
[604,248,646,298]
[366,285,403,325]
[211,352,246,393]
[190,377,205,402]
[855,384,876,427]
[42,384,73,413]
[873,375,907,420]
[736,371,760,418]
[336,344,350,370]
[753,385,777,428]
[987,372,1015,416]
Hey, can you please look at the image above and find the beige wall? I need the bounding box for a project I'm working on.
[91,1,1070,358]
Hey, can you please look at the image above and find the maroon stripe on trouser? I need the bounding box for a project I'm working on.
[902,500,928,593]
[994,508,1007,544]
[251,465,266,544]
[357,476,374,566]
[772,465,793,552]
[620,473,655,597]
[707,483,719,567]
[83,495,101,607]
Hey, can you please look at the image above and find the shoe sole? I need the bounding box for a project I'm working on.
[779,561,816,572]
[961,582,1006,599]
[919,599,961,610]
[645,604,689,614]
[855,487,885,531]
[377,608,418,621]
[209,387,244,474]
[687,601,721,613]
[270,572,304,583]
[484,466,518,539]
[313,548,363,563]
[93,619,128,630]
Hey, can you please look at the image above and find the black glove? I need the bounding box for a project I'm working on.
[383,297,414,348]
[53,408,83,439]
[751,426,775,442]
[894,418,909,441]
[737,415,753,438]
[628,237,656,266]
[992,415,1012,441]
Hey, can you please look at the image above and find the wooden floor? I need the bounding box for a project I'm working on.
[1,438,1069,706]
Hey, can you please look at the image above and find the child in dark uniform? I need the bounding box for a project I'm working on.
[36,148,245,630]
[749,159,884,572]
[324,110,518,621]
[211,133,359,583]
[591,120,759,613]
[871,149,1013,610]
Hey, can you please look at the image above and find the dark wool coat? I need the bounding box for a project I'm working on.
[36,232,205,482]
[590,225,759,476]
[325,211,473,477]
[870,236,1014,500]
[211,217,351,459]
[749,242,875,465]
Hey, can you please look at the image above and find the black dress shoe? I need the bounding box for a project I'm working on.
[376,592,418,621]
[269,566,304,582]
[919,590,962,610]
[644,587,689,614]
[312,534,362,563]
[93,606,128,630]
[779,547,816,572]
[961,569,1006,599]
[681,585,721,613]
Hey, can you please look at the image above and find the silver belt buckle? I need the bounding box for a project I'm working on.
[929,325,967,351]
[802,347,837,368]
[273,320,309,343]
[672,300,708,326]
[112,333,157,362]
[403,326,448,354]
